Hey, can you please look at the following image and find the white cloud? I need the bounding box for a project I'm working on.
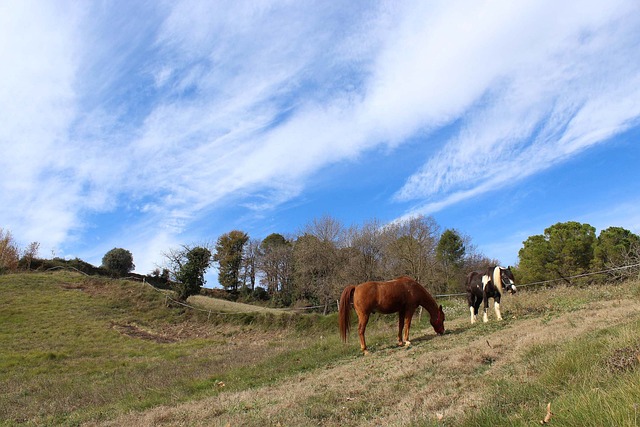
[0,1,84,251]
[394,0,640,211]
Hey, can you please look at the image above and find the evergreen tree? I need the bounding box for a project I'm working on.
[518,221,596,285]
[436,229,465,267]
[593,226,640,270]
[436,229,466,292]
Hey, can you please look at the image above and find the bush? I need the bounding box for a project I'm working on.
[101,248,135,277]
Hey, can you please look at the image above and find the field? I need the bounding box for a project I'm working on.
[1,271,640,426]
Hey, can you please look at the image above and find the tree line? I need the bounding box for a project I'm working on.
[2,218,639,311]
[168,215,496,311]
[516,221,640,285]
[165,217,640,309]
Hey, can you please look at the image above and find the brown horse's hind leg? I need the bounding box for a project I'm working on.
[357,312,370,355]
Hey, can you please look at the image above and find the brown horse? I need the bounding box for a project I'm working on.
[338,276,445,354]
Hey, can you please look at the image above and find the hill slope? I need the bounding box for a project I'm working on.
[97,283,640,426]
[1,272,639,426]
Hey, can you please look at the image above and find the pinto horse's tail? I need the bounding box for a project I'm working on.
[339,285,356,342]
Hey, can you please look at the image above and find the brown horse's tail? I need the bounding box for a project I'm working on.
[338,285,356,342]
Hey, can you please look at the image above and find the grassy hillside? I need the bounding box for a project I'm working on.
[1,271,640,426]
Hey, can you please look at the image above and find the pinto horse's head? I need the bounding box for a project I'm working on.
[500,267,517,295]
[431,305,446,335]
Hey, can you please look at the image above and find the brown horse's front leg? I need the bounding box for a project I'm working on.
[403,314,413,346]
[357,312,370,355]
[397,312,405,346]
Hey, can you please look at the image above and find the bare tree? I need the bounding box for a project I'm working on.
[293,234,342,313]
[0,228,19,274]
[241,238,261,291]
[303,214,344,244]
[258,234,293,302]
[342,219,386,283]
[605,240,640,281]
[21,241,40,270]
[383,215,440,287]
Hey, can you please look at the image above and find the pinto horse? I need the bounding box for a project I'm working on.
[466,266,516,324]
[339,276,445,354]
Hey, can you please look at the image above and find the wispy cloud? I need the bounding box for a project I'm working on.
[394,0,640,213]
[1,1,639,272]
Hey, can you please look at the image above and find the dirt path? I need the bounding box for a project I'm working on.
[91,297,640,427]
[188,295,288,314]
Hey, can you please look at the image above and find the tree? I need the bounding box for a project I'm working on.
[518,221,596,285]
[343,219,385,283]
[609,239,640,281]
[297,215,345,311]
[383,215,440,286]
[293,234,340,311]
[258,233,293,301]
[213,230,249,291]
[518,234,553,284]
[546,221,596,282]
[304,214,343,244]
[241,238,261,291]
[101,248,135,277]
[19,241,40,270]
[593,227,640,271]
[0,228,19,274]
[437,229,465,267]
[174,246,212,300]
[436,229,466,292]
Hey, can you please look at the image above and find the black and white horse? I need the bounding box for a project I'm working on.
[466,266,517,324]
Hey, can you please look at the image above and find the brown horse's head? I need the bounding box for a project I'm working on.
[431,305,445,335]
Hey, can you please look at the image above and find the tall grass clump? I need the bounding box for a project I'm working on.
[458,318,640,426]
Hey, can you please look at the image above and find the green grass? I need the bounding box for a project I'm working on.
[0,272,353,426]
[2,272,639,426]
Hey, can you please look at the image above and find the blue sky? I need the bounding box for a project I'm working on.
[2,1,640,283]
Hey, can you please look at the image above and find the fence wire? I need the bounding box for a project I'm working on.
[434,262,640,298]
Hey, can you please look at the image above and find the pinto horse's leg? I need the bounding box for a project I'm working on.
[482,295,489,323]
[357,311,370,355]
[471,294,481,324]
[494,294,503,320]
[397,311,405,346]
[467,292,477,324]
